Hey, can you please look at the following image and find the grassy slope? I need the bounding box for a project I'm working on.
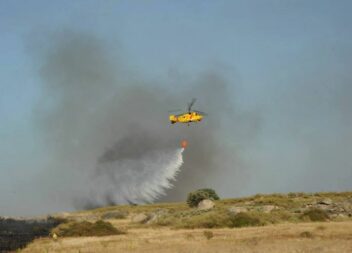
[22,192,352,252]
[77,191,352,215]
[58,191,352,228]
[22,222,352,253]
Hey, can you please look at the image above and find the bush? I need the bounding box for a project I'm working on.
[301,208,329,222]
[203,230,214,240]
[53,220,126,237]
[173,211,230,229]
[154,216,178,226]
[187,188,220,207]
[228,213,262,228]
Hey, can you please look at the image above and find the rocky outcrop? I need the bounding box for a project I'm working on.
[197,199,215,210]
[303,198,352,218]
[318,198,333,205]
[131,213,149,223]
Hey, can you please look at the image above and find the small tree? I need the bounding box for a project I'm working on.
[187,188,220,207]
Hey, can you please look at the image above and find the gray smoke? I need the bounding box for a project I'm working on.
[33,30,257,209]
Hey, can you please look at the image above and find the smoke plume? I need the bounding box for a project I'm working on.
[32,30,256,209]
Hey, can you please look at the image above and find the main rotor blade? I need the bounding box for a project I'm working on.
[187,98,197,112]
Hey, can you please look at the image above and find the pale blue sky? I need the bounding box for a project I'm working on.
[1,0,352,215]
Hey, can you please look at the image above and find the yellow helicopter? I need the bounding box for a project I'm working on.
[169,98,207,125]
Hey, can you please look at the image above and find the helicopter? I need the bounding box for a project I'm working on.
[169,98,207,125]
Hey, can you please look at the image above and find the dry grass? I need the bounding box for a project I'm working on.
[20,192,351,252]
[22,221,352,253]
[61,192,352,223]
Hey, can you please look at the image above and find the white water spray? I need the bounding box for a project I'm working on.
[85,148,185,206]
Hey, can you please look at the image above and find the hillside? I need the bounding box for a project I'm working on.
[19,192,352,252]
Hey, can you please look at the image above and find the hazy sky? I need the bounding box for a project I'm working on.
[1,0,351,216]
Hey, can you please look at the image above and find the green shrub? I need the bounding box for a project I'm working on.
[187,188,220,207]
[154,216,178,226]
[228,213,262,228]
[301,208,329,222]
[173,211,230,229]
[179,213,224,228]
[53,220,126,237]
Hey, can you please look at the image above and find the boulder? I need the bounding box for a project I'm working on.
[337,213,347,218]
[131,213,149,223]
[318,198,333,205]
[197,199,215,210]
[330,213,347,219]
[341,201,352,213]
[228,206,248,214]
[146,214,158,224]
[52,233,58,241]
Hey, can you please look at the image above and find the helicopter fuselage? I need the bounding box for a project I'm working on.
[169,111,203,124]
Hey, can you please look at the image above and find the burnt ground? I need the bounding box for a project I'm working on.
[0,217,62,252]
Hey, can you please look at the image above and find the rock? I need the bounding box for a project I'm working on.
[52,233,58,241]
[197,199,215,210]
[330,213,347,219]
[337,213,347,218]
[101,211,128,220]
[132,213,149,223]
[146,209,168,224]
[146,214,158,224]
[318,198,333,205]
[341,201,352,212]
[261,205,279,213]
[316,204,330,210]
[228,206,248,214]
